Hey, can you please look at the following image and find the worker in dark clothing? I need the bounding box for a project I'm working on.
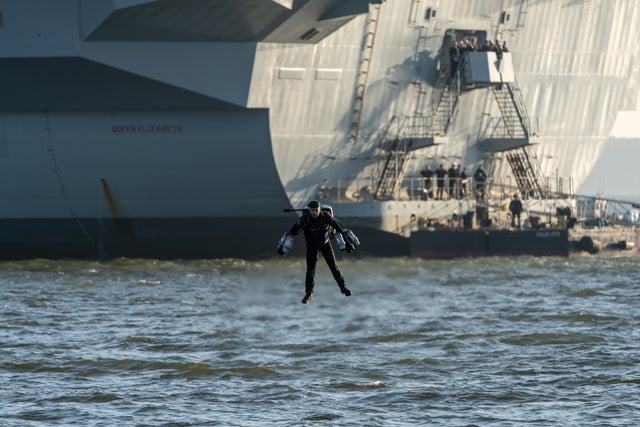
[435,164,447,200]
[281,200,354,304]
[420,165,434,200]
[448,163,459,199]
[509,194,524,228]
[473,165,487,201]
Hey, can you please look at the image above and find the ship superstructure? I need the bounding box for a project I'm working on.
[1,0,639,258]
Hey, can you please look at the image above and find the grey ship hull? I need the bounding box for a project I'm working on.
[2,60,292,258]
[0,0,378,259]
[1,0,639,259]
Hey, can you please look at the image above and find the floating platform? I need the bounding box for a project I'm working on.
[409,229,569,259]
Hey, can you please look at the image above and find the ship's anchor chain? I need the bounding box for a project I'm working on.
[44,111,101,253]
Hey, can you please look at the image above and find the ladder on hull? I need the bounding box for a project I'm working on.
[348,3,381,144]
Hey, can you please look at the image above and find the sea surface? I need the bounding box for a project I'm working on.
[1,255,639,426]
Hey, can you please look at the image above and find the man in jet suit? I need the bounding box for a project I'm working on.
[282,200,353,304]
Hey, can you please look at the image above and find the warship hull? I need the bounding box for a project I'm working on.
[1,0,639,259]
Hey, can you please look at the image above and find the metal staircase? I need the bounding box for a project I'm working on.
[371,37,546,202]
[403,74,459,146]
[505,146,546,198]
[490,81,546,198]
[405,73,460,140]
[373,135,411,200]
[432,75,461,136]
[373,60,464,201]
[492,83,529,139]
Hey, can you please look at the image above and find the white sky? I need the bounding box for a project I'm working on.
[578,111,640,200]
[610,111,640,138]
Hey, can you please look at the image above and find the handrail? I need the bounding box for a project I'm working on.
[316,174,576,204]
[315,175,640,226]
[506,81,531,137]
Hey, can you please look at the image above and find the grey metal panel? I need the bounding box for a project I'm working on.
[321,0,370,21]
[509,0,640,184]
[0,58,238,112]
[85,0,294,41]
[465,52,514,83]
[263,0,368,43]
[258,0,640,207]
[0,109,290,218]
[418,3,633,180]
[83,0,369,43]
[0,0,79,57]
[79,41,258,107]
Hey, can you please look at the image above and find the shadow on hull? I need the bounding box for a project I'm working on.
[0,217,297,260]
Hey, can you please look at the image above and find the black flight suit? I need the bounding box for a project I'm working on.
[289,210,346,295]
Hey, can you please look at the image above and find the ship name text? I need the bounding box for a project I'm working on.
[536,231,561,238]
[112,125,184,134]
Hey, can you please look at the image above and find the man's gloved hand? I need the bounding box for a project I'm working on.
[345,241,355,253]
[277,232,293,255]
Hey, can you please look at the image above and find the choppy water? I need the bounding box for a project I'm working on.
[1,255,639,426]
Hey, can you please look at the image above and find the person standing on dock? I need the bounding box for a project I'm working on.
[448,163,459,199]
[420,164,434,200]
[509,194,523,229]
[435,164,447,200]
[473,165,487,201]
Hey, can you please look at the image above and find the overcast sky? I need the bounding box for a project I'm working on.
[578,111,640,201]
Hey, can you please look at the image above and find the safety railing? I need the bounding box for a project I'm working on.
[574,195,640,227]
[315,174,575,204]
